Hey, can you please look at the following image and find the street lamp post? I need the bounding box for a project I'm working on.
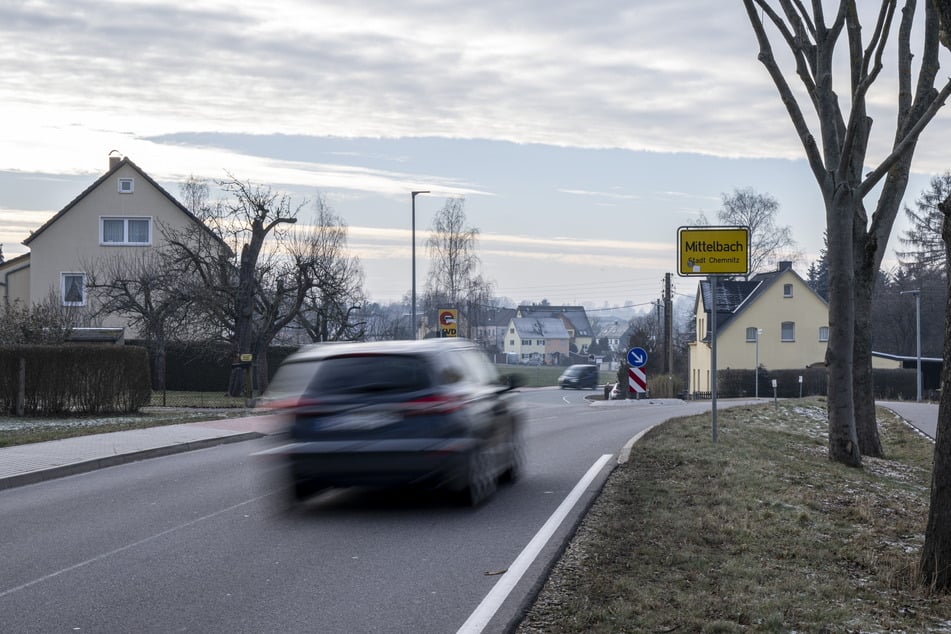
[901,289,922,402]
[410,190,430,340]
[754,328,762,399]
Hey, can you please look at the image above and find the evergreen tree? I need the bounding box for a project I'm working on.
[806,232,829,301]
[896,171,951,275]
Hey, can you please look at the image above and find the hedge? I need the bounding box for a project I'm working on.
[0,345,152,416]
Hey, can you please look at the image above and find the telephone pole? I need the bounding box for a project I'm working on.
[664,272,673,375]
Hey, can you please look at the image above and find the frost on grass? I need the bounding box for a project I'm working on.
[0,408,246,433]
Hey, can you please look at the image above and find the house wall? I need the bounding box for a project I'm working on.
[689,270,829,394]
[502,322,522,359]
[517,335,547,361]
[544,338,569,361]
[502,319,569,363]
[26,163,196,336]
[719,272,828,372]
[0,258,30,306]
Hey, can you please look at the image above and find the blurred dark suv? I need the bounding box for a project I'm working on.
[558,364,599,389]
[258,338,525,506]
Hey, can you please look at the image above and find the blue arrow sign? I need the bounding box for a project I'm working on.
[627,346,648,368]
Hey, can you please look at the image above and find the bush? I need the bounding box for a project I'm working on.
[0,345,151,416]
[132,341,299,392]
[714,366,917,400]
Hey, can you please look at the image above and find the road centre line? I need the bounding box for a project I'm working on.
[0,493,270,600]
[456,453,614,634]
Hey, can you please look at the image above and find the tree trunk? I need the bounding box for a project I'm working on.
[150,339,167,392]
[918,195,951,589]
[229,238,261,396]
[853,233,884,458]
[826,187,862,467]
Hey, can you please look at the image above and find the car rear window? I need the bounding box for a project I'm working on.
[303,354,433,396]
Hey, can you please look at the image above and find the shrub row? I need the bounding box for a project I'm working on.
[0,345,152,416]
[713,367,918,400]
[129,341,299,392]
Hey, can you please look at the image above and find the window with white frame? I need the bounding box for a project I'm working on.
[118,178,134,193]
[781,321,795,342]
[819,326,829,342]
[62,272,86,306]
[101,217,151,245]
[783,283,793,297]
[746,327,758,342]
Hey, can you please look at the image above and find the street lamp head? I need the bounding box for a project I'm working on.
[412,190,430,197]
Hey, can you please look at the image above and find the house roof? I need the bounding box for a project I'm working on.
[491,307,517,327]
[0,251,30,272]
[596,320,631,339]
[22,157,211,246]
[511,317,570,339]
[516,305,592,337]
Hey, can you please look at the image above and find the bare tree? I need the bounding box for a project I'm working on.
[179,177,212,218]
[288,198,367,343]
[423,198,495,335]
[718,187,799,276]
[743,0,951,466]
[163,177,339,396]
[84,249,193,389]
[0,292,81,344]
[362,301,413,341]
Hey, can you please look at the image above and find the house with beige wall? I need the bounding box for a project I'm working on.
[503,317,570,365]
[0,252,31,308]
[688,261,829,395]
[5,155,210,338]
[515,305,593,354]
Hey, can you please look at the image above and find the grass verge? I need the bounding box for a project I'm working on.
[0,390,257,448]
[517,397,951,633]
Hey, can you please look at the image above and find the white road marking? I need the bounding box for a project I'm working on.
[0,494,270,600]
[456,453,614,634]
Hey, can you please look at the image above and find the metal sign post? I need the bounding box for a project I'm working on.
[710,276,718,443]
[677,225,750,444]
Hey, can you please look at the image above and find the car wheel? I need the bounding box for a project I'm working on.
[290,478,326,502]
[460,444,498,506]
[501,430,525,484]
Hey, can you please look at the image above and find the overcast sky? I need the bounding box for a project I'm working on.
[1,1,948,310]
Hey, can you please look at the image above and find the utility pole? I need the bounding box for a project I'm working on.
[664,272,673,376]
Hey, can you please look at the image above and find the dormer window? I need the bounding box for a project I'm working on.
[118,178,134,194]
[101,217,152,245]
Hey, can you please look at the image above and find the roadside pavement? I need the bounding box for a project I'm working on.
[0,413,287,491]
[879,400,938,439]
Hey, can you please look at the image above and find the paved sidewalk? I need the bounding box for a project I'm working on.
[0,414,286,491]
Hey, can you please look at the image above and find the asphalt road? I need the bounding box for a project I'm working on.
[879,400,938,439]
[0,389,730,634]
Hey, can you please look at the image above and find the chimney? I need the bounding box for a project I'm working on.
[109,151,122,170]
[778,261,792,271]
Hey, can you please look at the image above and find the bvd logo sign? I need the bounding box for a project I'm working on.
[438,309,458,337]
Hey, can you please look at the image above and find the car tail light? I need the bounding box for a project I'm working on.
[260,397,322,411]
[402,393,466,415]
